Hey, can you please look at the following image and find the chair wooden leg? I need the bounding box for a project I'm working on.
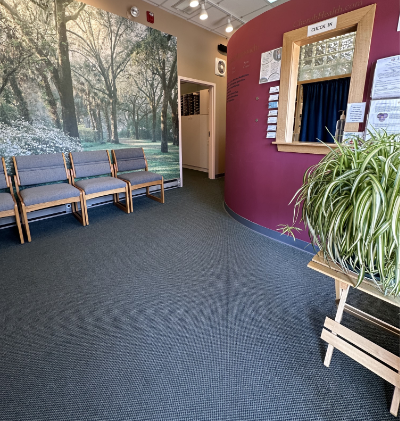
[82,195,89,226]
[21,203,31,243]
[160,179,165,204]
[79,194,87,226]
[125,186,130,213]
[129,185,133,212]
[14,205,24,244]
[145,182,164,204]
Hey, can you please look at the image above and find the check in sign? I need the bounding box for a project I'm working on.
[307,17,337,37]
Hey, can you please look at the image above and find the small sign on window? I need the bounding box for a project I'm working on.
[307,17,337,37]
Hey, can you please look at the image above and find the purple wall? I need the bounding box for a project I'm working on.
[225,0,400,242]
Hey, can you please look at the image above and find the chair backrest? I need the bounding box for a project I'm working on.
[14,153,68,187]
[0,158,9,190]
[70,150,112,178]
[113,148,146,173]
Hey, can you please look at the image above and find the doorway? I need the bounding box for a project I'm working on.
[178,77,216,183]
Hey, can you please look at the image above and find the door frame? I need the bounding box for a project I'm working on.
[178,76,216,183]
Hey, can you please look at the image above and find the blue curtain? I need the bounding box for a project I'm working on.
[299,77,350,143]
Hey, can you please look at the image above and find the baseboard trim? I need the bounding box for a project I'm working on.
[224,201,315,254]
[182,164,208,172]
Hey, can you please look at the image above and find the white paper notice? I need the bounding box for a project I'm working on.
[366,98,400,138]
[269,86,279,93]
[267,125,277,132]
[266,132,276,138]
[268,117,278,124]
[346,103,366,123]
[259,47,282,84]
[269,94,279,101]
[371,55,400,99]
[343,132,364,142]
[268,110,278,116]
[307,17,337,37]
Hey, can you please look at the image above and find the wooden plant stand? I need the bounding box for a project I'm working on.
[308,252,400,417]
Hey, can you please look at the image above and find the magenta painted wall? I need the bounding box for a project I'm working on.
[225,0,400,242]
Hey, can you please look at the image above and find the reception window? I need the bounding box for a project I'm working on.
[274,5,376,155]
[293,32,356,143]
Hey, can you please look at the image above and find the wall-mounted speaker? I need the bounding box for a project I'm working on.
[218,44,227,55]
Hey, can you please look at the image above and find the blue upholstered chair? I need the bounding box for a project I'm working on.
[0,158,24,244]
[111,148,164,211]
[13,153,85,242]
[69,150,130,225]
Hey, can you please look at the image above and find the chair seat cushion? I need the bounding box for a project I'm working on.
[20,183,81,206]
[118,171,162,186]
[75,177,126,195]
[0,192,15,212]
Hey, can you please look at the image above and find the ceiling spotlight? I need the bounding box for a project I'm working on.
[189,0,199,7]
[226,18,233,33]
[199,3,208,20]
[267,0,279,3]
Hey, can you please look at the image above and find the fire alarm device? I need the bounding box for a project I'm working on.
[147,11,154,24]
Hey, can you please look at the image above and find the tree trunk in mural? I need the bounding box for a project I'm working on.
[169,93,179,146]
[160,94,168,152]
[135,108,140,140]
[110,95,119,144]
[9,75,31,123]
[97,109,103,142]
[151,106,157,142]
[103,102,112,142]
[0,0,84,137]
[38,69,62,129]
[55,0,80,137]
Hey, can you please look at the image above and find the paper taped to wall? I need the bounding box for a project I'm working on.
[371,55,400,99]
[268,117,277,124]
[268,110,278,116]
[366,98,400,139]
[346,103,366,123]
[266,132,276,138]
[270,86,279,93]
[259,48,282,84]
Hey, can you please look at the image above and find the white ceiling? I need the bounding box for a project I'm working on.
[142,0,292,39]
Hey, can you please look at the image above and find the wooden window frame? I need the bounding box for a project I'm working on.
[273,4,376,155]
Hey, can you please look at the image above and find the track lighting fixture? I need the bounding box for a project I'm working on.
[199,3,208,20]
[189,0,199,7]
[225,17,233,33]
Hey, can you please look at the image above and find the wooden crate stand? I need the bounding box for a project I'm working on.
[309,253,400,417]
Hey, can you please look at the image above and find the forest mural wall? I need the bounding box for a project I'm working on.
[0,0,179,181]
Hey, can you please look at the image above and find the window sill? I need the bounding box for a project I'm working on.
[272,141,338,155]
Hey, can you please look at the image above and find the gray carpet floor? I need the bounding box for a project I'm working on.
[0,169,399,420]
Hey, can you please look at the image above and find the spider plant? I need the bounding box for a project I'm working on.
[281,131,400,296]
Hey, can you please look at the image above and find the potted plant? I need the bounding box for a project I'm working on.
[279,131,400,297]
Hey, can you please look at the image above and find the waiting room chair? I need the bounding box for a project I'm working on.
[0,158,24,244]
[111,148,164,211]
[69,150,130,225]
[13,153,85,242]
